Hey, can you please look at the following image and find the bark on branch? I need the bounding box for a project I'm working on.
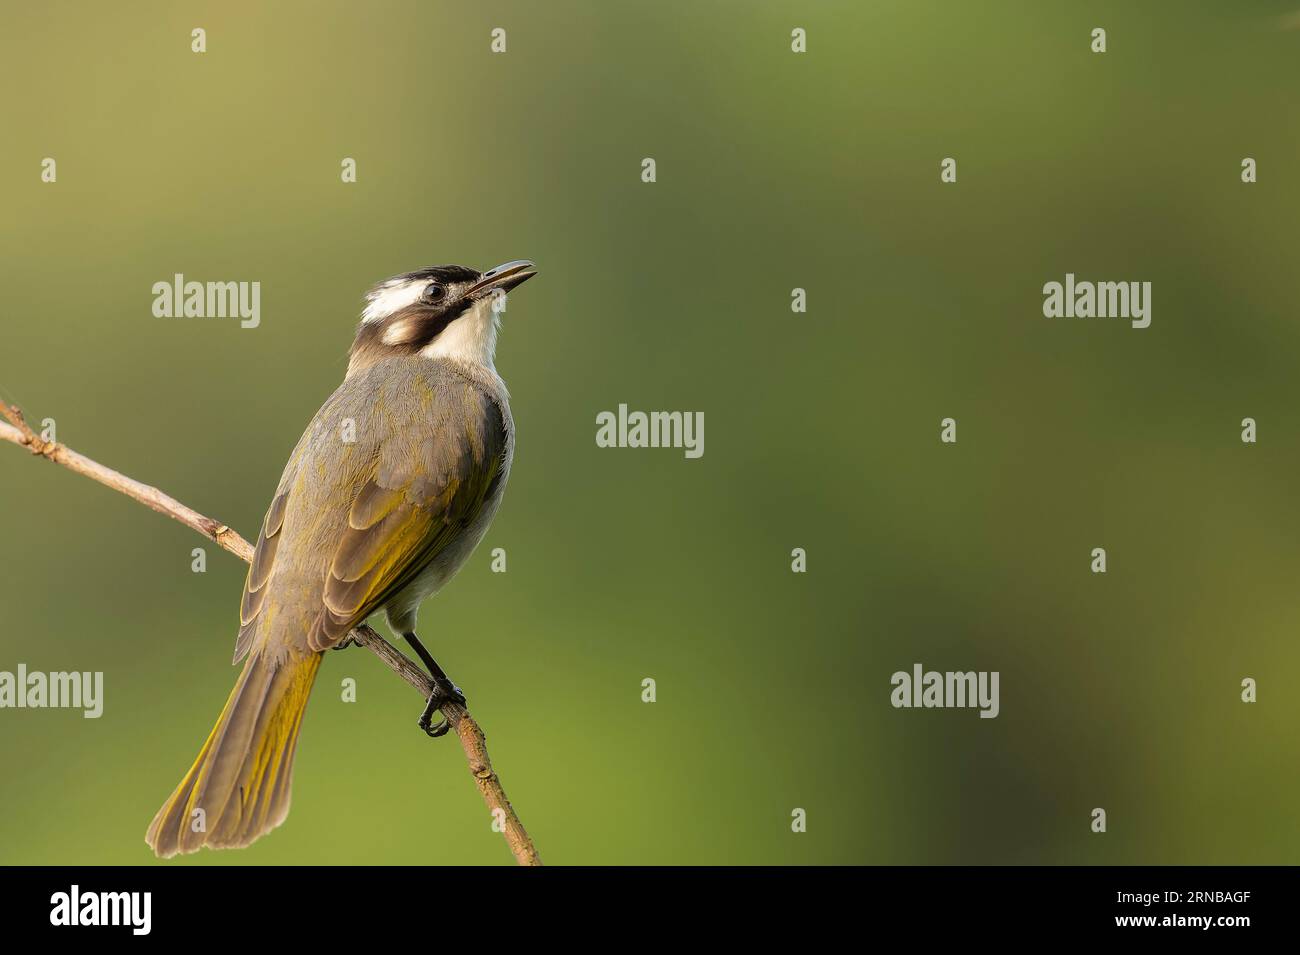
[0,401,541,867]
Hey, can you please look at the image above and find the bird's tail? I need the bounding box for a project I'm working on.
[145,650,322,858]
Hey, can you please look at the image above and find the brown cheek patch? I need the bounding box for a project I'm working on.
[375,299,475,352]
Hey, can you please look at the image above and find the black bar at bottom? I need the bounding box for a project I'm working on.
[0,865,1286,939]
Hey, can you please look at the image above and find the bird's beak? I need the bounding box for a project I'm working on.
[468,260,537,298]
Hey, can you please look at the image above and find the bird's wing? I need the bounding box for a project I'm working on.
[233,490,291,662]
[307,387,507,650]
[232,378,507,661]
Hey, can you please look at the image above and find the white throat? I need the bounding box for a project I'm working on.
[420,294,502,371]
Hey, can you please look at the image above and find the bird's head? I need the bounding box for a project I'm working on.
[347,260,536,377]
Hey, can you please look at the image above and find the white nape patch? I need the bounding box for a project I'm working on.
[362,278,426,323]
[420,294,503,370]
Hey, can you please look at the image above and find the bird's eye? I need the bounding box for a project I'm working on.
[422,284,446,303]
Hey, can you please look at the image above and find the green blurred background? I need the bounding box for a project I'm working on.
[2,1,1299,865]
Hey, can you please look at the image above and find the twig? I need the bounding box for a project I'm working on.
[0,405,253,561]
[0,401,541,866]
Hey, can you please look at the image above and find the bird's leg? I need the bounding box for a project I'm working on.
[402,632,466,739]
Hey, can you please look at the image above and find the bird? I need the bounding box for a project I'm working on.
[145,260,536,857]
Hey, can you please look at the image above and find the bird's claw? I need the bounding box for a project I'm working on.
[421,715,451,738]
[418,678,467,739]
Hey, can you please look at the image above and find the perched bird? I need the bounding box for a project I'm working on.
[146,260,536,857]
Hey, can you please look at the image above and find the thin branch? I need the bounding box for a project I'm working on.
[1,401,541,866]
[1,406,252,561]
